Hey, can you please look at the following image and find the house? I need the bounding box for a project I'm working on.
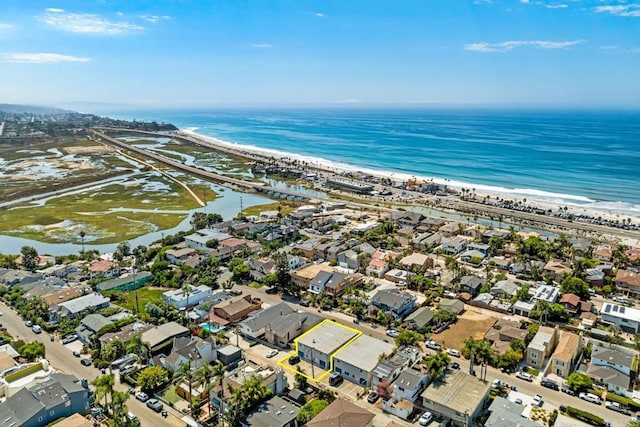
[238,302,297,339]
[370,290,417,320]
[490,280,520,298]
[549,332,582,378]
[482,229,509,244]
[585,268,605,287]
[512,300,536,318]
[485,397,538,427]
[615,269,640,298]
[242,396,299,427]
[0,373,90,427]
[248,257,276,281]
[0,269,43,287]
[209,294,262,325]
[532,285,560,304]
[473,293,494,307]
[309,271,345,295]
[420,371,491,426]
[458,276,484,296]
[337,243,375,271]
[297,321,359,371]
[601,302,640,333]
[54,413,93,427]
[412,232,442,251]
[459,250,485,265]
[391,368,429,402]
[405,307,434,330]
[265,311,323,348]
[399,253,434,272]
[76,314,113,345]
[438,298,464,315]
[142,322,190,353]
[366,249,399,278]
[568,237,592,255]
[488,257,511,270]
[225,364,288,398]
[441,236,468,254]
[96,271,152,292]
[216,345,242,368]
[392,211,427,229]
[165,247,198,265]
[468,242,490,256]
[381,396,414,421]
[543,259,573,283]
[160,336,215,372]
[333,335,394,386]
[290,263,333,289]
[88,259,120,279]
[54,293,110,319]
[586,346,635,397]
[559,293,592,317]
[41,284,91,307]
[384,269,414,284]
[372,346,421,388]
[99,322,153,347]
[438,222,460,238]
[593,245,614,262]
[525,325,559,369]
[307,398,374,427]
[484,318,527,354]
[184,229,231,251]
[162,284,213,309]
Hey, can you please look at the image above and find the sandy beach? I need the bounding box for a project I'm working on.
[176,129,640,245]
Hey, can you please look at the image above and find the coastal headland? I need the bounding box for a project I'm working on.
[94,127,640,246]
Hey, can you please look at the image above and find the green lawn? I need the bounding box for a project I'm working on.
[104,287,167,313]
[161,385,181,404]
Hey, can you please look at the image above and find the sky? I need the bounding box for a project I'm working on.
[0,0,639,108]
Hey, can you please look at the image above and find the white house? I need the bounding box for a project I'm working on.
[184,229,231,251]
[601,302,640,333]
[333,335,395,386]
[441,236,468,254]
[391,368,429,403]
[163,285,213,309]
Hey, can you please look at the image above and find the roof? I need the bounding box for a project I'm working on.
[400,253,431,267]
[292,263,334,280]
[0,352,16,371]
[214,295,257,316]
[42,285,91,305]
[486,397,537,427]
[97,271,152,291]
[334,335,394,372]
[297,321,359,355]
[239,302,296,334]
[405,307,434,328]
[528,326,556,352]
[89,259,117,273]
[421,370,490,415]
[491,280,520,296]
[591,346,634,369]
[615,269,640,288]
[438,298,464,314]
[58,292,109,314]
[559,293,580,307]
[459,275,483,290]
[244,396,299,427]
[142,321,189,348]
[52,413,93,427]
[81,313,113,333]
[307,398,374,427]
[602,302,640,323]
[587,364,631,389]
[372,289,416,309]
[393,368,425,391]
[266,311,323,338]
[551,332,581,362]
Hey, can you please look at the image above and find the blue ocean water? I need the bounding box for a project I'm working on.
[107,108,640,214]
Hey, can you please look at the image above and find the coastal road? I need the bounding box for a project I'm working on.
[0,300,183,427]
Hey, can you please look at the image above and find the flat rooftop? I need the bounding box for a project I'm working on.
[421,370,490,414]
[333,335,394,372]
[296,320,359,355]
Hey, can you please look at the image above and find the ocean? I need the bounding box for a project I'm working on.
[106,108,640,215]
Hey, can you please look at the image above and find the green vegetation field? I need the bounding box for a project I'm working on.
[103,287,167,313]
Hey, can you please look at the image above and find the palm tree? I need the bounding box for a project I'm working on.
[125,334,148,362]
[176,361,194,412]
[426,351,450,382]
[537,300,551,325]
[79,230,86,258]
[111,390,130,425]
[475,339,495,381]
[92,374,115,414]
[463,337,479,376]
[196,362,215,419]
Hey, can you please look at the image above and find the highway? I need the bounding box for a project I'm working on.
[0,300,182,427]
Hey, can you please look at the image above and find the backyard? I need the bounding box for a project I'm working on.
[432,310,498,351]
[104,287,168,313]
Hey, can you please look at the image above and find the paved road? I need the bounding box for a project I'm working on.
[0,300,183,427]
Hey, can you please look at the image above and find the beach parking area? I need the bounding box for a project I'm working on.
[432,310,497,351]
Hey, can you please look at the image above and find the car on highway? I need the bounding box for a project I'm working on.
[135,391,149,402]
[385,329,400,338]
[515,371,533,382]
[62,334,78,344]
[80,358,92,366]
[367,391,379,403]
[419,411,434,426]
[266,349,279,358]
[146,398,164,412]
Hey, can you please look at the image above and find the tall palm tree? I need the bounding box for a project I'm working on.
[212,362,227,423]
[426,351,450,382]
[79,230,86,258]
[475,339,495,381]
[463,337,479,376]
[92,374,115,414]
[111,390,130,425]
[176,361,194,411]
[196,362,215,419]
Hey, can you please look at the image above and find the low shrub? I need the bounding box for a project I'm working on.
[566,406,605,427]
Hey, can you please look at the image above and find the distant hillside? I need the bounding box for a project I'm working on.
[0,104,71,114]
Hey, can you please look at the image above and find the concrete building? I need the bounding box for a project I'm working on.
[601,302,640,333]
[162,284,213,309]
[333,335,394,386]
[549,331,582,378]
[420,371,491,426]
[296,321,359,371]
[525,326,559,369]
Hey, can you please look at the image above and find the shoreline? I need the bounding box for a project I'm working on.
[178,129,640,223]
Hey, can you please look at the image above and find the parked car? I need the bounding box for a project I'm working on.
[532,395,544,407]
[135,391,149,402]
[228,289,242,296]
[426,340,442,351]
[579,392,602,405]
[32,325,42,334]
[367,391,379,403]
[73,350,81,357]
[515,371,533,382]
[541,379,559,391]
[446,348,460,358]
[449,362,460,370]
[146,398,164,412]
[515,398,523,405]
[605,401,632,415]
[62,334,78,344]
[265,287,278,294]
[561,386,576,396]
[419,411,434,426]
[126,412,138,421]
[385,329,400,338]
[288,355,300,365]
[25,320,32,327]
[299,300,310,307]
[329,372,343,386]
[80,358,92,366]
[266,349,279,358]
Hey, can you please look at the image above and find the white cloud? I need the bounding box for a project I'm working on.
[521,0,530,3]
[0,23,12,30]
[45,8,64,13]
[594,4,640,17]
[546,4,568,8]
[140,14,171,23]
[38,10,144,34]
[600,45,640,53]
[3,52,90,63]
[465,39,584,52]
[251,43,272,48]
[315,12,325,17]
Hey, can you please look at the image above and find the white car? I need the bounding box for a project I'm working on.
[426,340,442,351]
[266,349,279,358]
[446,348,460,357]
[419,411,434,426]
[532,394,543,407]
[515,371,533,382]
[134,391,149,402]
[386,329,400,338]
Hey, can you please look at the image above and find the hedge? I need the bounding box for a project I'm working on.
[566,406,605,427]
[604,392,640,411]
[5,362,43,382]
